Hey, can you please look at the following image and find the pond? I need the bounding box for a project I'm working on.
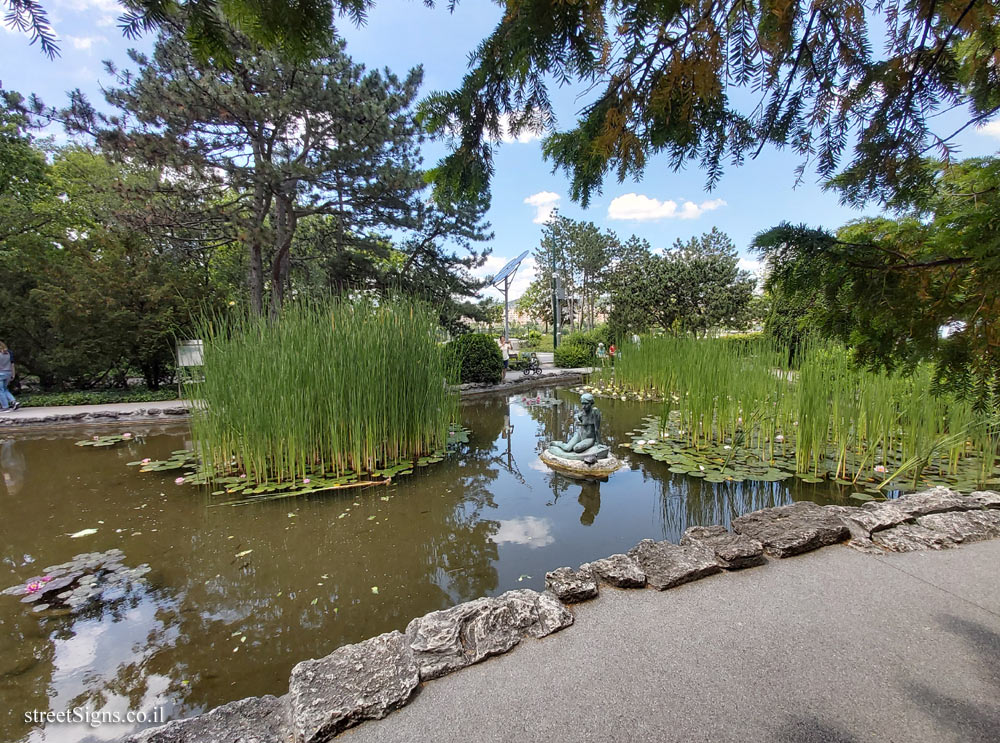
[0,387,856,742]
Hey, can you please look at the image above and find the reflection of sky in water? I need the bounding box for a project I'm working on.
[30,594,184,743]
[490,517,555,547]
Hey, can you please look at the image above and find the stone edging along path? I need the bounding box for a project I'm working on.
[118,487,1000,743]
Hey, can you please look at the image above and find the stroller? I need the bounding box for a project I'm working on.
[525,352,543,376]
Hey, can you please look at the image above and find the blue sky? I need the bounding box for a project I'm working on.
[4,1,999,300]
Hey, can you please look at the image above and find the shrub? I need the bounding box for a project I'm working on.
[21,388,179,408]
[521,329,543,349]
[446,332,503,384]
[561,326,611,356]
[554,342,593,369]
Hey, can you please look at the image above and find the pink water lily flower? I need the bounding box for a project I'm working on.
[175,477,185,484]
[302,478,311,484]
[874,465,887,474]
[122,433,133,439]
[26,581,43,593]
[141,458,151,464]
[41,576,53,583]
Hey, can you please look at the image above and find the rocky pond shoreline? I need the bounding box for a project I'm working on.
[113,487,1000,743]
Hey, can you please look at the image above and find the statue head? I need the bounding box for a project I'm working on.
[580,392,595,409]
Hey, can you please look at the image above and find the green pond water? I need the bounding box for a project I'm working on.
[0,387,858,742]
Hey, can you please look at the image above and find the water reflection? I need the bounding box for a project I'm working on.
[2,391,859,742]
[491,517,555,547]
[0,438,26,496]
[578,481,602,526]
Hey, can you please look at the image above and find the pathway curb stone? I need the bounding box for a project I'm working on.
[732,500,850,557]
[578,553,646,588]
[288,631,419,743]
[404,589,573,682]
[627,539,722,589]
[680,525,766,569]
[544,567,599,603]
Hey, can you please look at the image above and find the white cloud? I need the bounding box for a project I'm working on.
[978,120,1000,139]
[524,191,560,224]
[66,34,106,50]
[608,193,727,221]
[490,517,554,548]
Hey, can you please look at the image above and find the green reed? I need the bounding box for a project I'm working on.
[602,335,999,486]
[184,297,457,485]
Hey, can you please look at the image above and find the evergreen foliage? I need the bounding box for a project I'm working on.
[608,228,756,338]
[422,0,1000,208]
[56,17,489,317]
[445,332,503,384]
[755,156,1000,402]
[553,342,593,369]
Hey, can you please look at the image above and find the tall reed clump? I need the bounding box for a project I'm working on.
[186,297,456,485]
[607,335,1000,487]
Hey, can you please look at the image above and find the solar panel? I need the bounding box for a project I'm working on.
[491,250,530,287]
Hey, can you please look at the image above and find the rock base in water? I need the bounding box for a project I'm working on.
[539,449,622,478]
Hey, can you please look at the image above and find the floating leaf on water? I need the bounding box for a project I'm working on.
[234,550,253,558]
[850,492,876,501]
[310,598,318,605]
[517,575,531,582]
[68,529,98,539]
[371,586,379,594]
[367,516,376,521]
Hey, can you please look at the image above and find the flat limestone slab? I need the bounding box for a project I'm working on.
[288,631,419,743]
[627,539,722,589]
[732,501,849,557]
[122,695,290,743]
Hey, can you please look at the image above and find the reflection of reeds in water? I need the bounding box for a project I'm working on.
[657,476,794,542]
[186,298,456,484]
[604,336,999,487]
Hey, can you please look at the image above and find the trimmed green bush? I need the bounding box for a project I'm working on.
[447,333,503,384]
[554,342,593,369]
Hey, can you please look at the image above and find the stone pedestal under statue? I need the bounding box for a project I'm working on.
[541,393,621,478]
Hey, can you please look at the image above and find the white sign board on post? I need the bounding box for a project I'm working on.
[176,340,204,368]
[176,340,204,396]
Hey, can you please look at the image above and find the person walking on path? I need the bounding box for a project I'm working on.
[0,342,19,411]
[498,336,513,381]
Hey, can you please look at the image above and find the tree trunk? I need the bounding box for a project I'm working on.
[249,242,264,315]
[269,194,297,318]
